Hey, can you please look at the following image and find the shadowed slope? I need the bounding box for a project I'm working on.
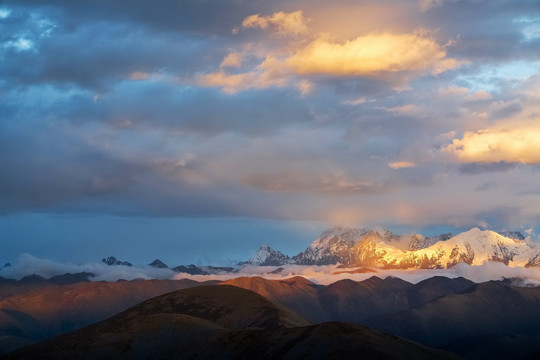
[222,275,475,324]
[6,285,461,360]
[0,279,217,354]
[221,276,325,322]
[408,276,475,308]
[113,285,311,330]
[367,281,540,353]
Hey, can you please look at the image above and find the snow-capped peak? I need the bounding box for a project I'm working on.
[246,244,290,266]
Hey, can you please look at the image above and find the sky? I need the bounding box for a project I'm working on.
[1,0,540,266]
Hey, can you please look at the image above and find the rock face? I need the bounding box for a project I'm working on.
[101,256,132,267]
[497,231,525,241]
[408,233,453,251]
[525,246,540,268]
[291,227,369,265]
[245,245,291,266]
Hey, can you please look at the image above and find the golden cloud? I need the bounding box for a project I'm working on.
[282,32,459,76]
[202,12,459,93]
[447,126,540,164]
[199,70,287,94]
[388,161,416,169]
[220,52,243,68]
[238,11,309,36]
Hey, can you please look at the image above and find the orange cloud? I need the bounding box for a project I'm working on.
[447,126,540,164]
[202,12,459,93]
[199,70,287,94]
[238,11,309,36]
[282,32,459,76]
[388,161,416,169]
[220,52,243,68]
[129,71,150,80]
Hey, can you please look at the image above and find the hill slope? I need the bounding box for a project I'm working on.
[0,278,216,354]
[6,285,460,360]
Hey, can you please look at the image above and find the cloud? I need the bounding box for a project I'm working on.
[385,104,421,116]
[438,85,491,100]
[282,31,459,76]
[201,28,460,93]
[175,263,540,286]
[2,254,176,281]
[12,253,536,287]
[198,70,288,94]
[458,162,518,174]
[447,126,540,164]
[244,171,389,194]
[220,52,243,68]
[418,0,453,13]
[388,161,416,169]
[237,11,309,36]
[342,97,367,106]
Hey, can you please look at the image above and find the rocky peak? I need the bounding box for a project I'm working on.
[247,244,290,266]
[148,259,168,268]
[101,256,132,267]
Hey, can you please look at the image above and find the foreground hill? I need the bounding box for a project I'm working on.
[0,278,217,354]
[5,285,460,360]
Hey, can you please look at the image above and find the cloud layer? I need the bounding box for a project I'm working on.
[1,0,540,262]
[3,254,540,287]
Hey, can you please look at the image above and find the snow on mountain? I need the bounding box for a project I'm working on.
[292,227,370,265]
[524,245,540,267]
[384,228,529,269]
[246,227,539,269]
[245,245,290,266]
[408,233,453,251]
[497,231,525,241]
[290,227,441,266]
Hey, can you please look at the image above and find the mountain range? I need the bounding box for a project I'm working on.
[4,284,461,360]
[46,227,538,275]
[3,274,540,359]
[246,227,540,270]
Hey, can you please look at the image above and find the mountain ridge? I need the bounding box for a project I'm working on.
[244,227,537,270]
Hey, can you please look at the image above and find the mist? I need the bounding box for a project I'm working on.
[3,254,540,286]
